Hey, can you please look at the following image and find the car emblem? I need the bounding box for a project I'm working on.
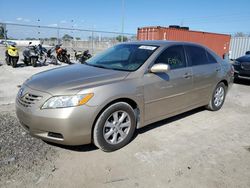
[18,88,24,98]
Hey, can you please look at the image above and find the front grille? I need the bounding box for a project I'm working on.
[18,93,42,107]
[241,62,250,71]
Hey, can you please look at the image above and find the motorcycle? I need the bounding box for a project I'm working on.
[79,50,92,64]
[36,44,59,65]
[55,44,71,64]
[72,49,92,64]
[5,44,19,68]
[36,43,47,64]
[23,42,39,67]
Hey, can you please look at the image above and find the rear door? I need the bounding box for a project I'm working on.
[184,45,221,105]
[143,45,193,124]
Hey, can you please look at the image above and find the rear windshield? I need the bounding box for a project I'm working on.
[85,44,158,71]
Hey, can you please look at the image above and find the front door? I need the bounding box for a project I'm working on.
[143,45,193,124]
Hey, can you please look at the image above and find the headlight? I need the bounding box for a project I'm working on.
[42,93,94,109]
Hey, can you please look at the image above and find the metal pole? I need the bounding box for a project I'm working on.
[91,30,94,55]
[57,26,60,44]
[37,19,40,42]
[121,0,125,42]
[3,23,7,42]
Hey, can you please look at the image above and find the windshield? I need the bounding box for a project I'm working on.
[85,44,158,71]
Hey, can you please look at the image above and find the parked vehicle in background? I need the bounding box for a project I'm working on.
[16,41,233,152]
[23,42,39,67]
[5,44,19,68]
[73,48,92,63]
[72,48,84,61]
[37,44,58,65]
[79,50,92,64]
[36,43,47,64]
[233,51,250,80]
[1,40,17,46]
[55,44,71,64]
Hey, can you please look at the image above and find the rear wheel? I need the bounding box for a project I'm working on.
[57,54,64,62]
[206,82,226,111]
[93,102,136,152]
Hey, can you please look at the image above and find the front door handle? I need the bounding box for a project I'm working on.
[183,73,192,79]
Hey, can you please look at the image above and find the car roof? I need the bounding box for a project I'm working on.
[124,40,204,47]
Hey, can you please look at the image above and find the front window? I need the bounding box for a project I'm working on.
[155,45,187,69]
[85,44,158,71]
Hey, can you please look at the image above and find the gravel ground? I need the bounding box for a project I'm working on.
[0,107,58,186]
[0,58,62,186]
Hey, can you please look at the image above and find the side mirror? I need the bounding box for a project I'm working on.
[150,63,170,73]
[245,51,250,55]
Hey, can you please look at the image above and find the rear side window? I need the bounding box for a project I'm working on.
[185,45,209,66]
[206,51,217,64]
[155,45,186,69]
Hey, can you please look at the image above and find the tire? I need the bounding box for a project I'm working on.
[206,82,226,111]
[234,73,239,82]
[93,102,136,152]
[51,55,59,65]
[5,52,11,65]
[65,55,71,64]
[11,57,18,68]
[6,57,11,65]
[57,54,64,62]
[31,57,37,67]
[23,56,29,66]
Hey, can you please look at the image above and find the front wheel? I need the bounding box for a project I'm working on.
[5,52,11,65]
[6,56,11,65]
[65,55,71,64]
[11,57,18,68]
[93,102,136,152]
[206,82,226,111]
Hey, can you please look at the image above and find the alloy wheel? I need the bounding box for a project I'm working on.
[213,86,225,107]
[103,110,131,145]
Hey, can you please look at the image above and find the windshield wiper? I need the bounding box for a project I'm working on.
[84,63,130,72]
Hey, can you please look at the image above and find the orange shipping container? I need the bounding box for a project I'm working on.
[137,26,231,58]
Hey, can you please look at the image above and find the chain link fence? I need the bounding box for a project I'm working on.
[0,22,136,61]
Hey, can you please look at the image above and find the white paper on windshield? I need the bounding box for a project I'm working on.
[139,45,157,50]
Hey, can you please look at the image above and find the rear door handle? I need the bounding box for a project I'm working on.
[183,73,192,79]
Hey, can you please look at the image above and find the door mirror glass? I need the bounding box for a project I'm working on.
[150,63,170,73]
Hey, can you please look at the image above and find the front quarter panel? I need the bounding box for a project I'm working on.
[79,78,145,128]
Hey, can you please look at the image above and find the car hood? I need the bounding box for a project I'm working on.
[236,55,250,62]
[25,64,129,95]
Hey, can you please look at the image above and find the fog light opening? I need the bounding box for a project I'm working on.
[48,132,63,139]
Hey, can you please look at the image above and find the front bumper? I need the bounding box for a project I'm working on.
[15,87,98,145]
[233,65,250,79]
